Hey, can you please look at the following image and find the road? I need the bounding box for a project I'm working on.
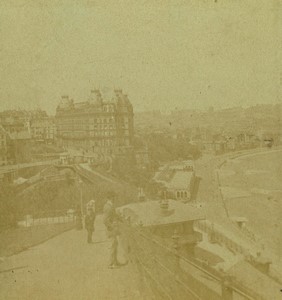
[0,216,147,300]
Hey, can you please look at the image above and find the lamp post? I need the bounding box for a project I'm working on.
[75,177,83,230]
[78,178,83,216]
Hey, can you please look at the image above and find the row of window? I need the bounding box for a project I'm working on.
[176,191,189,198]
[89,131,115,137]
[60,117,116,124]
[59,116,131,125]
[58,124,129,130]
[101,105,115,113]
[92,139,115,146]
[66,139,115,147]
[62,130,119,137]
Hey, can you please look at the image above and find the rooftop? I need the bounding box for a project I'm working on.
[165,170,194,189]
[118,199,205,227]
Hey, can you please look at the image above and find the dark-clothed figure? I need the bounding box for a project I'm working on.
[103,200,120,268]
[76,205,83,230]
[85,209,95,243]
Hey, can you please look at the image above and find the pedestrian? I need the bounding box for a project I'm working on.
[86,199,96,213]
[85,208,95,243]
[103,199,121,268]
[108,220,120,268]
[75,204,83,230]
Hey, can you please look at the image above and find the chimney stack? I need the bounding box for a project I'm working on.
[160,199,169,216]
[90,89,102,104]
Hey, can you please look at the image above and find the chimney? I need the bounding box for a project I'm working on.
[114,89,123,99]
[90,89,102,104]
[123,94,130,103]
[160,199,169,216]
[59,95,70,108]
[61,95,69,100]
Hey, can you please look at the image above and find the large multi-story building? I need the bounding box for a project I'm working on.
[55,89,134,155]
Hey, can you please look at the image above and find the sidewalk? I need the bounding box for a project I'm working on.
[0,216,147,300]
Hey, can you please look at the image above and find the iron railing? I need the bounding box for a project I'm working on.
[17,209,76,227]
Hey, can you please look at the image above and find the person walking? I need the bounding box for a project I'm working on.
[85,208,95,243]
[86,200,96,214]
[75,204,83,230]
[103,199,121,268]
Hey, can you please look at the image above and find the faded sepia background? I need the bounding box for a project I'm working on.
[0,0,280,113]
[0,1,282,300]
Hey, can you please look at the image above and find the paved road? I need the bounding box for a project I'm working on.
[0,216,146,300]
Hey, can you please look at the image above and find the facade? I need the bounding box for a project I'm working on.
[0,126,9,166]
[55,89,134,155]
[202,141,226,155]
[27,117,56,141]
[117,199,204,254]
[0,109,47,134]
[154,161,195,201]
[135,147,150,169]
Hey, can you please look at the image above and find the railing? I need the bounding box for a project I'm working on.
[17,209,76,227]
[120,222,266,300]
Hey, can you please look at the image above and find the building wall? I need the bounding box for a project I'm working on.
[30,118,56,141]
[0,127,9,166]
[55,89,134,155]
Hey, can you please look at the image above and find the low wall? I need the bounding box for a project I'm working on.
[0,222,75,257]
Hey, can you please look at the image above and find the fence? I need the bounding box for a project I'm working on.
[120,221,265,300]
[17,209,76,227]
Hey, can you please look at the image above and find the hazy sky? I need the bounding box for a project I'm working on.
[0,0,280,114]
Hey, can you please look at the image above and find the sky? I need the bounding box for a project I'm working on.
[0,0,281,114]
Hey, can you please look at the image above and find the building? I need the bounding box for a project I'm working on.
[0,109,48,134]
[0,125,10,166]
[0,112,26,134]
[202,140,227,155]
[117,199,204,254]
[154,161,195,201]
[27,117,56,142]
[135,146,150,169]
[55,89,134,155]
